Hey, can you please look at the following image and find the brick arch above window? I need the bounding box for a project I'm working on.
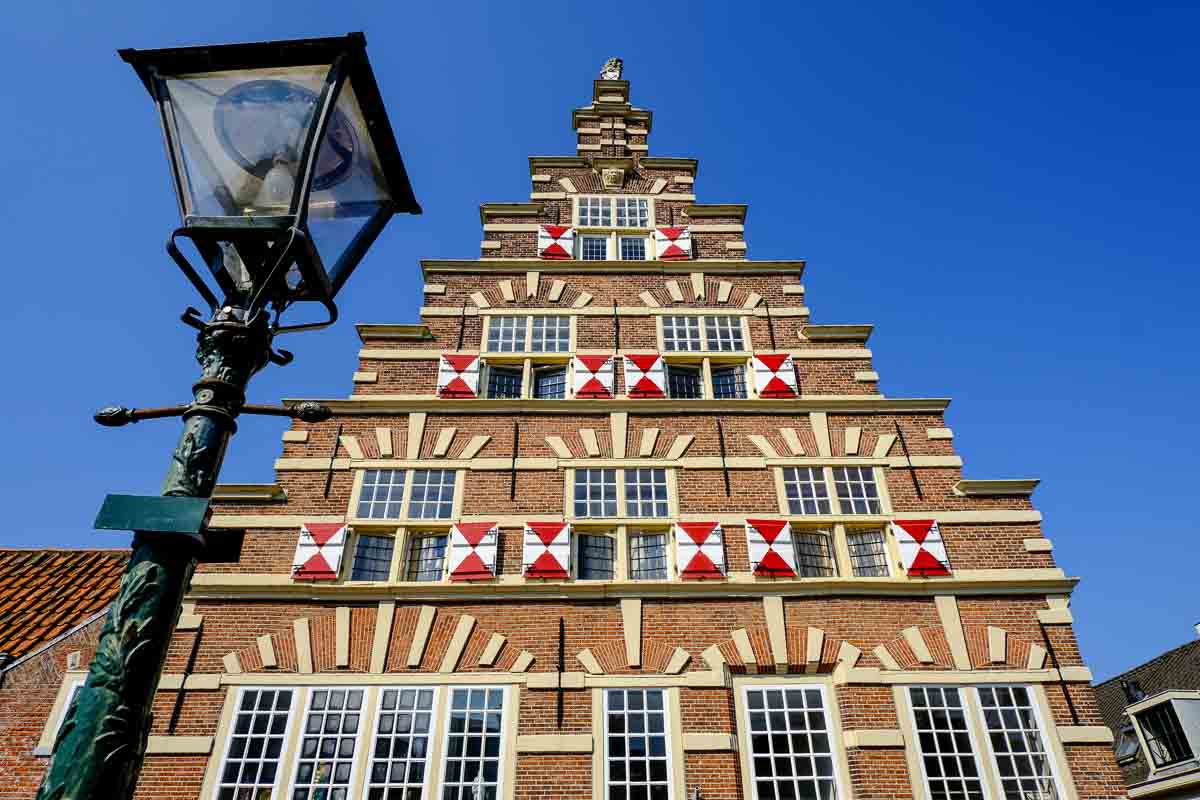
[219,604,537,677]
[469,272,594,309]
[875,624,1049,673]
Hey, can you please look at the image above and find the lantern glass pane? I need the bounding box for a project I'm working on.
[305,78,394,290]
[162,66,330,218]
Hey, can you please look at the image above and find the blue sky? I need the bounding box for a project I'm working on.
[1,1,1196,681]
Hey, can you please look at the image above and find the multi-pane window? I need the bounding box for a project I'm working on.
[846,530,889,577]
[578,534,615,580]
[578,196,612,226]
[581,235,608,261]
[978,686,1060,800]
[349,535,395,582]
[366,688,435,798]
[1140,703,1194,768]
[533,366,567,399]
[486,316,526,352]
[486,366,523,399]
[442,687,506,799]
[575,468,618,518]
[216,688,293,800]
[215,687,508,800]
[666,365,703,399]
[782,467,832,515]
[908,686,984,800]
[605,689,670,800]
[406,534,448,582]
[744,686,838,800]
[704,316,745,351]
[530,316,571,352]
[711,365,747,399]
[620,236,647,260]
[356,469,406,520]
[487,315,571,353]
[625,468,669,518]
[833,467,882,514]
[408,469,456,519]
[615,197,651,227]
[629,533,669,580]
[662,316,702,351]
[292,688,363,800]
[794,531,837,577]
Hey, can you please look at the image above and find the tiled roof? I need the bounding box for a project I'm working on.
[1094,638,1200,731]
[0,548,128,660]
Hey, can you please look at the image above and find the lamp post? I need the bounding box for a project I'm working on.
[36,33,419,800]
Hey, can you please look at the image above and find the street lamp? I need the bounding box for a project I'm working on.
[37,33,418,800]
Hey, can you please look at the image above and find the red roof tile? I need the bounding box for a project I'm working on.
[0,549,128,660]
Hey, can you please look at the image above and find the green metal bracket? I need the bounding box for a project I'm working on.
[94,494,211,535]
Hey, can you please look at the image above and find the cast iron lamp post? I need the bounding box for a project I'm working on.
[36,33,419,800]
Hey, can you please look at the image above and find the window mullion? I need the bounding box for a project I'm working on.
[964,688,1006,800]
[823,468,840,514]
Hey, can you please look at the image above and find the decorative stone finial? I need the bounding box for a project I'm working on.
[600,57,623,80]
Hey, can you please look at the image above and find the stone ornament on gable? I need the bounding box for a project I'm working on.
[600,57,623,80]
[602,168,625,188]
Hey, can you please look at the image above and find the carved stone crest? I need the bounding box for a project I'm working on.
[601,168,625,189]
[599,57,623,81]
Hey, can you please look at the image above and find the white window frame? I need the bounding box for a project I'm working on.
[601,687,677,799]
[485,315,527,353]
[354,468,409,521]
[205,685,517,800]
[213,686,299,800]
[658,314,751,353]
[704,315,746,351]
[832,466,883,515]
[781,466,833,516]
[484,315,576,354]
[350,468,464,526]
[575,195,654,229]
[734,679,850,800]
[619,235,649,261]
[284,686,371,800]
[579,234,609,261]
[437,685,513,799]
[569,468,676,521]
[900,684,1069,800]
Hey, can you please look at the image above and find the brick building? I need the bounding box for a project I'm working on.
[1094,627,1200,799]
[11,59,1125,800]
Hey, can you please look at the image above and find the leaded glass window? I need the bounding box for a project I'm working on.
[620,236,647,260]
[356,469,406,520]
[625,468,669,518]
[405,534,448,582]
[350,535,395,582]
[846,530,889,577]
[712,365,747,399]
[486,366,523,399]
[533,366,567,399]
[578,534,615,580]
[794,531,837,577]
[666,365,702,399]
[365,687,435,799]
[581,235,608,261]
[629,533,669,580]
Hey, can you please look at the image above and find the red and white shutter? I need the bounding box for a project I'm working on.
[674,522,726,580]
[292,523,348,581]
[891,519,951,577]
[572,355,614,399]
[538,225,575,260]
[523,522,571,579]
[623,354,667,399]
[745,519,798,577]
[437,354,481,398]
[448,522,499,581]
[752,354,798,398]
[654,227,692,261]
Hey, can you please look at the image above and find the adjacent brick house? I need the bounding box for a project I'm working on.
[0,548,127,799]
[10,60,1125,800]
[1095,629,1200,799]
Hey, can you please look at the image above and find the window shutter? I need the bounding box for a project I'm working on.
[437,354,481,398]
[622,354,667,399]
[654,227,692,261]
[523,522,571,579]
[674,522,726,579]
[448,522,499,581]
[538,225,575,260]
[745,519,798,577]
[572,355,614,399]
[891,519,951,577]
[751,354,799,398]
[292,523,348,581]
